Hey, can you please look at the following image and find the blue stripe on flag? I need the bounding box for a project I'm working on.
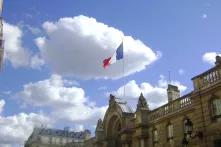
[116,42,123,60]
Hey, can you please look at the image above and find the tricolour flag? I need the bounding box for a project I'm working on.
[103,42,123,68]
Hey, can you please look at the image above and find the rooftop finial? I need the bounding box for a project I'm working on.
[96,119,103,131]
[109,94,116,106]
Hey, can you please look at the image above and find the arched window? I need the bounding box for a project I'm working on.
[167,122,173,140]
[210,95,221,121]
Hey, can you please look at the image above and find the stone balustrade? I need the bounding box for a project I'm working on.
[201,68,220,87]
[192,66,221,90]
[149,94,192,121]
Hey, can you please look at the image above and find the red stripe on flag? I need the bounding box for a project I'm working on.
[103,57,111,68]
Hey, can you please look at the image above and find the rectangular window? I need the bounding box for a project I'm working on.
[168,124,173,139]
[213,99,221,116]
[153,129,158,143]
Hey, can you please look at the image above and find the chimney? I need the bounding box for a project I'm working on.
[215,55,221,66]
[167,84,180,102]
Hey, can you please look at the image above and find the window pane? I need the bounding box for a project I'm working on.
[213,99,221,116]
[216,99,221,115]
[153,130,158,142]
[168,125,173,138]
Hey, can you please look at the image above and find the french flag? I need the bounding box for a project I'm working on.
[103,42,123,68]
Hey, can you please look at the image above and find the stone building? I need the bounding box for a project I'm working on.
[25,127,91,147]
[88,56,221,147]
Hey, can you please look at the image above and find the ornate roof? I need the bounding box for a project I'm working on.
[118,103,134,113]
[109,94,134,113]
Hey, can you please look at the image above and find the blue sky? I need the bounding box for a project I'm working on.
[0,0,221,146]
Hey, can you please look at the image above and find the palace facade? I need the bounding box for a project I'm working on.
[85,56,221,147]
[25,56,221,147]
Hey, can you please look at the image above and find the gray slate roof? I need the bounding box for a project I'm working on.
[36,128,91,139]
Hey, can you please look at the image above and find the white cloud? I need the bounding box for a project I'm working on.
[26,25,42,36]
[3,22,44,69]
[63,79,80,87]
[17,21,42,36]
[178,68,185,75]
[16,74,107,129]
[202,52,221,65]
[4,22,30,68]
[73,124,85,132]
[53,104,107,125]
[110,75,187,109]
[17,74,86,107]
[0,99,5,114]
[36,15,160,79]
[30,54,45,69]
[0,99,51,147]
[0,113,51,147]
[202,14,208,19]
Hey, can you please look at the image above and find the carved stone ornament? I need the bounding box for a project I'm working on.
[96,119,103,131]
[109,94,116,106]
[136,93,149,111]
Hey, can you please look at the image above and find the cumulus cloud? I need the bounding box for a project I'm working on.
[18,74,87,107]
[17,21,42,36]
[202,52,221,65]
[110,75,187,109]
[0,113,51,147]
[0,99,5,114]
[4,22,44,69]
[35,15,160,79]
[4,22,30,68]
[16,74,107,129]
[30,54,45,69]
[0,99,51,147]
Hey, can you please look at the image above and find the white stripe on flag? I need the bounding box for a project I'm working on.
[110,52,117,64]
